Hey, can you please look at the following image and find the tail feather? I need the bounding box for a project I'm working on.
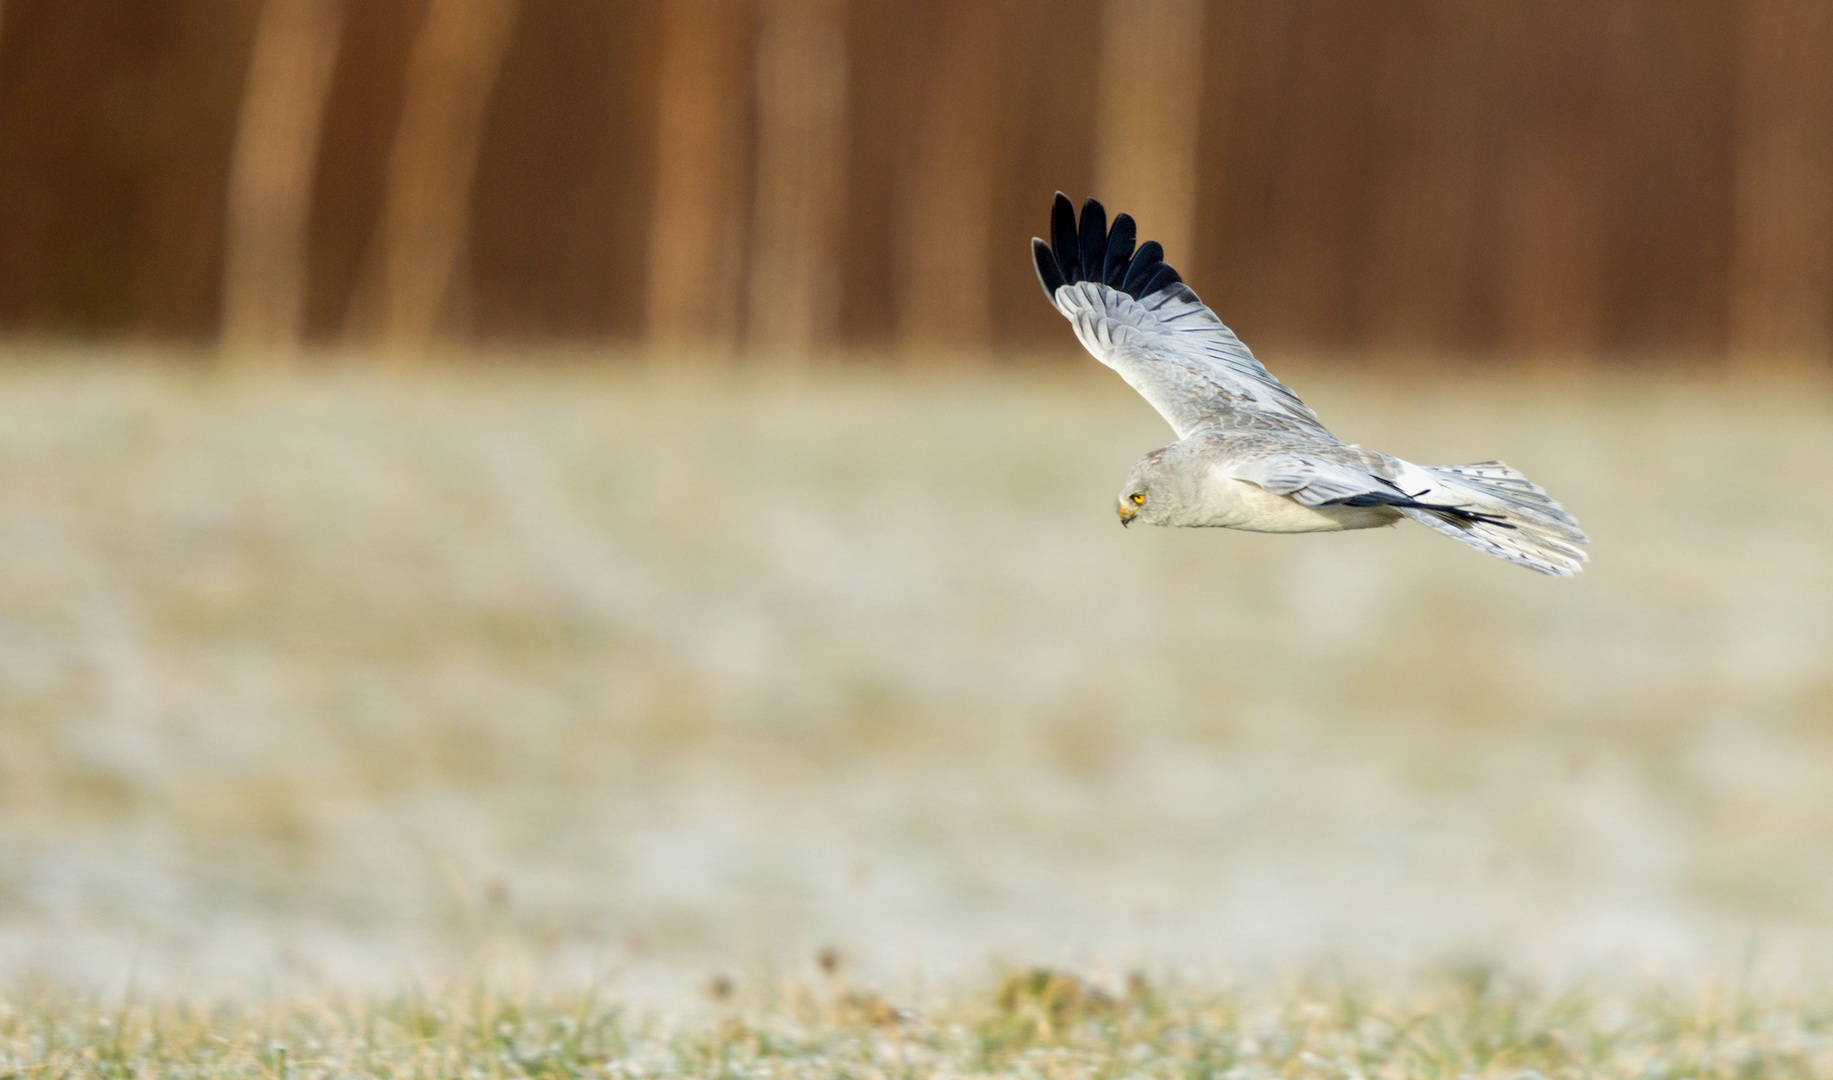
[1400,462,1589,577]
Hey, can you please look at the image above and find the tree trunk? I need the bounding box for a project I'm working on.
[745,0,848,357]
[1094,0,1205,272]
[1729,0,1833,369]
[220,0,345,356]
[1359,0,1486,353]
[1490,6,1614,362]
[344,0,519,353]
[895,1,1005,353]
[647,0,752,352]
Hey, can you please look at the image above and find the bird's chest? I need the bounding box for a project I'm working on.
[1191,476,1396,533]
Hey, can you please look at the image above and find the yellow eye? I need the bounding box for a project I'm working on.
[1130,493,1145,505]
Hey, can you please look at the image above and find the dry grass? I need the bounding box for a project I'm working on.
[4,965,1833,1078]
[0,353,1829,998]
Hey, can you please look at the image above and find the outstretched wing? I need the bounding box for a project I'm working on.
[1032,194,1328,440]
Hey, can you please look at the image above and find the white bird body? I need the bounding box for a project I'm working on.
[1034,194,1589,576]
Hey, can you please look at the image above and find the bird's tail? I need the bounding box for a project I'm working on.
[1396,461,1589,576]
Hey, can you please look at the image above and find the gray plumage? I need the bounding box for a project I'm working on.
[1034,194,1588,576]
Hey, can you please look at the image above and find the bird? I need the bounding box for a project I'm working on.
[1032,194,1588,576]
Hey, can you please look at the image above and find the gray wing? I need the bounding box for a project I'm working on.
[1033,194,1328,440]
[1228,449,1407,508]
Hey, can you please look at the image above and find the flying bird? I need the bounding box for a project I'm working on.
[1033,194,1588,576]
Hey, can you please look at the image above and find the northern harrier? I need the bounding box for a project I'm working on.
[1033,194,1588,576]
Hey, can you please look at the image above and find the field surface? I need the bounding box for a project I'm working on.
[6,968,1833,1079]
[0,356,1830,1007]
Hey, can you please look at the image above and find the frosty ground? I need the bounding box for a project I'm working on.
[0,353,1829,1004]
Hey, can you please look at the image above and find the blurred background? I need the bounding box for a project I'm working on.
[0,0,1832,1000]
[1,0,1830,361]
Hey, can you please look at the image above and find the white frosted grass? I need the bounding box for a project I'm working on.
[0,359,1827,998]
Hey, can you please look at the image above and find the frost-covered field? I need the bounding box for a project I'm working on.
[0,354,1829,1000]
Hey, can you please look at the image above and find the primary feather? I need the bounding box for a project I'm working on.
[1033,194,1589,577]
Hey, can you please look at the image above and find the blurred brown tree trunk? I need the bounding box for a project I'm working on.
[1246,0,1380,346]
[745,0,848,356]
[896,1,1005,353]
[220,0,345,355]
[1360,2,1486,352]
[344,0,518,353]
[1492,8,1614,360]
[1730,0,1833,368]
[1094,0,1204,272]
[648,0,752,352]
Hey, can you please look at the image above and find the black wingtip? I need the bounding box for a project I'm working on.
[1103,213,1136,287]
[1036,195,1187,304]
[1077,198,1107,288]
[1140,263,1182,299]
[1049,193,1080,283]
[1120,240,1165,296]
[1032,237,1065,298]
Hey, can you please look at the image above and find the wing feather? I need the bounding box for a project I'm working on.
[1049,193,1081,283]
[1031,238,1065,296]
[1119,240,1164,296]
[1101,214,1136,286]
[1077,198,1107,283]
[1034,196,1327,439]
[1230,452,1400,506]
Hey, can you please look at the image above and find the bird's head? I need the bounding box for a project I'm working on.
[1117,448,1180,527]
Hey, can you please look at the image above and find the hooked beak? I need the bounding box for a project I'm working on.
[1118,503,1136,527]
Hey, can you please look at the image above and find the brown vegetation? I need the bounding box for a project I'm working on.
[0,1,1828,360]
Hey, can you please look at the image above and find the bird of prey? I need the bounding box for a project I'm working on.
[1033,194,1588,576]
